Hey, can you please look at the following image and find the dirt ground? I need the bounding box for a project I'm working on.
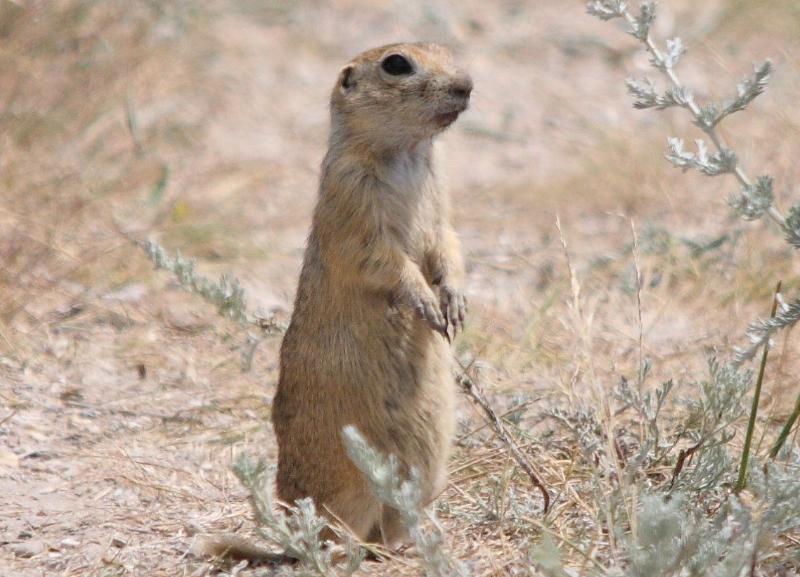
[1,1,799,575]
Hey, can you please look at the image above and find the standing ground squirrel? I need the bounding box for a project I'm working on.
[197,42,471,562]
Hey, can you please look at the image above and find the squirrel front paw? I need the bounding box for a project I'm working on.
[403,288,447,336]
[439,285,466,339]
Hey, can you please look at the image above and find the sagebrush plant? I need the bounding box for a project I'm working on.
[342,426,469,577]
[586,0,800,364]
[142,239,285,370]
[525,2,800,575]
[232,455,365,576]
[585,0,800,487]
[536,360,800,576]
[224,433,465,577]
[143,240,250,325]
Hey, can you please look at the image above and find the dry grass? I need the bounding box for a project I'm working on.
[1,0,799,575]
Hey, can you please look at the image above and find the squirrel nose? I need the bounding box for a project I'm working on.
[448,75,473,99]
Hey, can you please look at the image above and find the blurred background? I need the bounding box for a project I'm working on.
[1,1,799,575]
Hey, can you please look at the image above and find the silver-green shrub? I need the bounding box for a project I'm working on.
[144,240,250,325]
[536,360,800,576]
[526,4,800,575]
[142,239,285,369]
[342,426,469,577]
[587,0,800,364]
[232,455,365,576]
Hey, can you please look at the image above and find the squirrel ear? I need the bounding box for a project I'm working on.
[338,65,356,92]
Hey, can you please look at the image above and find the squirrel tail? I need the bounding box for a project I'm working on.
[192,533,295,566]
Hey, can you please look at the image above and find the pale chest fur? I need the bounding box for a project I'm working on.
[375,144,442,261]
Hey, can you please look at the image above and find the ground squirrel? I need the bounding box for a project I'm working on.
[198,42,471,562]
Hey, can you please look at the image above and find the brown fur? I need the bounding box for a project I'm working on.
[273,42,470,548]
[197,43,471,563]
[192,534,292,566]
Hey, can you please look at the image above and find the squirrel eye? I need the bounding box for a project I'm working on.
[381,54,413,76]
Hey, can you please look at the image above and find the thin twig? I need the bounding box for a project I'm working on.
[455,361,551,513]
[456,400,536,444]
[669,441,701,490]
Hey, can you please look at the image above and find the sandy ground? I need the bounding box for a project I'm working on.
[1,1,799,575]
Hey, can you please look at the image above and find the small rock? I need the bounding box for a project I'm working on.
[110,537,126,549]
[60,537,80,548]
[67,415,101,435]
[12,540,44,558]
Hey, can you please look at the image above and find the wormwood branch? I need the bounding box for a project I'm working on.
[735,291,800,365]
[143,240,248,324]
[233,455,364,576]
[455,360,551,513]
[342,427,469,577]
[133,237,286,370]
[142,239,286,333]
[588,1,786,230]
[588,1,800,362]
